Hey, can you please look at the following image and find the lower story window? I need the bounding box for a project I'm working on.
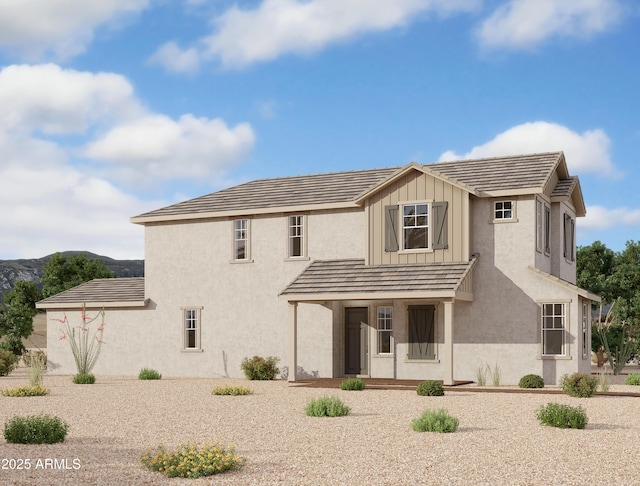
[182,307,202,350]
[377,306,393,354]
[541,303,566,356]
[408,305,435,360]
[582,302,589,359]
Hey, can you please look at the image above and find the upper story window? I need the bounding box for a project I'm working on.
[536,198,551,254]
[402,203,429,250]
[288,215,305,258]
[182,307,202,351]
[493,200,515,221]
[233,219,250,261]
[544,206,551,253]
[563,213,575,261]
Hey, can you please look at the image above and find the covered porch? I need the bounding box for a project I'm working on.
[279,258,476,385]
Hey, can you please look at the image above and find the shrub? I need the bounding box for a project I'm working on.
[138,368,162,380]
[0,349,19,377]
[140,442,245,478]
[212,385,253,396]
[305,395,351,417]
[2,385,50,397]
[625,373,640,386]
[4,415,68,444]
[240,356,280,380]
[560,373,598,398]
[411,408,459,433]
[73,373,95,384]
[476,364,487,386]
[22,350,47,367]
[518,374,545,389]
[491,364,501,386]
[27,351,47,386]
[537,403,588,429]
[598,370,611,392]
[416,380,444,396]
[340,378,365,391]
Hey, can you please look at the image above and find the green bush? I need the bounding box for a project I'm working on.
[305,395,351,417]
[4,415,68,444]
[416,380,445,396]
[518,374,545,389]
[625,373,640,386]
[411,408,459,433]
[240,356,280,380]
[2,385,50,397]
[560,373,598,398]
[73,373,95,384]
[0,336,26,357]
[140,442,245,478]
[212,385,253,396]
[138,368,162,380]
[0,349,19,377]
[340,378,365,391]
[537,403,588,429]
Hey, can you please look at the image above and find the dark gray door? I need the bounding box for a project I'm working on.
[345,307,368,375]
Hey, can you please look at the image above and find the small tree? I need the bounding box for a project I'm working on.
[0,281,40,356]
[596,303,636,375]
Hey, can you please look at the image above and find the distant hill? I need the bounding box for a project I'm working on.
[0,251,144,297]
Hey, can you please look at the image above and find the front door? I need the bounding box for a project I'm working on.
[345,307,368,375]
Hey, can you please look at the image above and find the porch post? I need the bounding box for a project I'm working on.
[288,301,298,382]
[443,299,454,386]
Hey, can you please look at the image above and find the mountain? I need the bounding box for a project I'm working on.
[0,251,144,296]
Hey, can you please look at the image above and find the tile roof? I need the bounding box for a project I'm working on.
[36,278,146,308]
[132,152,567,222]
[280,259,474,298]
[550,176,578,198]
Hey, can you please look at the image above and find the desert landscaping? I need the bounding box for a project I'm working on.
[1,364,639,485]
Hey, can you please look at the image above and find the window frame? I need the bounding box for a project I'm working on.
[540,302,568,358]
[544,204,551,254]
[232,218,251,262]
[536,199,543,252]
[563,212,576,262]
[181,307,203,352]
[492,200,516,223]
[400,201,431,252]
[582,302,589,359]
[286,214,307,260]
[376,305,393,355]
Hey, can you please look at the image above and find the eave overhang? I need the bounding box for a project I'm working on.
[528,266,601,302]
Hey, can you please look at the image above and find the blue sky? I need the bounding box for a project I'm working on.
[0,0,638,260]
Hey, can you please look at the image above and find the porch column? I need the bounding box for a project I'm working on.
[288,301,298,382]
[443,299,455,386]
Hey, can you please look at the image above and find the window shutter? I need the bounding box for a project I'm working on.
[384,205,399,252]
[563,213,571,258]
[408,305,435,360]
[432,201,448,250]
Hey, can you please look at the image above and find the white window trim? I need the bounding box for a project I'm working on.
[285,214,309,261]
[492,199,517,223]
[538,301,571,359]
[544,204,551,255]
[231,218,253,263]
[536,197,551,254]
[181,306,203,352]
[399,200,433,253]
[375,305,393,356]
[582,301,589,360]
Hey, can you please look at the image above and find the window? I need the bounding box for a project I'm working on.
[377,306,393,354]
[536,200,543,251]
[541,303,566,356]
[402,203,429,250]
[182,307,202,351]
[582,302,589,359]
[494,200,514,220]
[408,305,435,360]
[563,213,575,261]
[233,219,249,261]
[544,205,551,253]
[288,215,305,258]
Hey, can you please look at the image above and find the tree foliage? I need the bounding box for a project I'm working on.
[578,240,640,373]
[41,253,114,299]
[0,281,40,355]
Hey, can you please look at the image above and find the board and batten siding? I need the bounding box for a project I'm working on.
[367,169,470,265]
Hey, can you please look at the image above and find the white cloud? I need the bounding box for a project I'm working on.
[0,63,256,258]
[179,0,481,69]
[0,0,149,61]
[439,121,616,176]
[581,205,640,230]
[85,114,255,181]
[477,0,623,50]
[147,41,201,75]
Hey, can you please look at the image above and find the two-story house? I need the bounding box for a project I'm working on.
[37,151,599,385]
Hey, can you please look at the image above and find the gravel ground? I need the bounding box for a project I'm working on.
[0,370,639,485]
